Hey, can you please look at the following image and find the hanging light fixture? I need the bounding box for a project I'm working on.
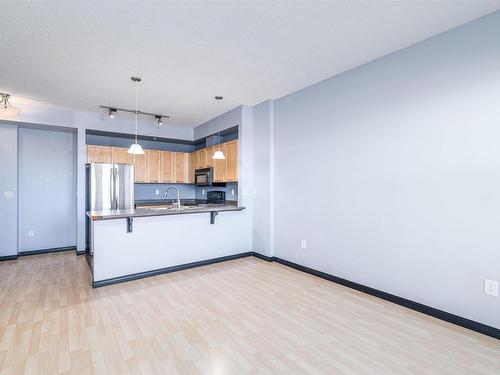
[212,131,225,160]
[108,108,116,118]
[155,115,162,129]
[128,77,145,155]
[0,93,22,116]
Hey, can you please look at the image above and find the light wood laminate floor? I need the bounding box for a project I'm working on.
[0,252,498,374]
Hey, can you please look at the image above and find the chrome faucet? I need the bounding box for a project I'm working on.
[164,186,181,210]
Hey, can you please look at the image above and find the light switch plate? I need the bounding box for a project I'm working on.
[300,240,307,249]
[155,189,160,196]
[3,191,14,199]
[484,279,498,296]
[28,230,35,238]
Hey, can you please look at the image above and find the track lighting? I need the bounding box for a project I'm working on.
[99,106,169,130]
[0,93,22,116]
[155,115,162,128]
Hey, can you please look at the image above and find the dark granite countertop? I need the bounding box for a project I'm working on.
[87,204,244,221]
[134,199,235,207]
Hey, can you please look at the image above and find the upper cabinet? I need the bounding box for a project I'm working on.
[160,151,174,183]
[188,152,196,183]
[146,150,161,183]
[87,145,111,163]
[174,152,188,183]
[133,153,147,183]
[225,140,238,182]
[198,148,208,168]
[213,145,226,182]
[86,139,238,184]
[111,147,133,164]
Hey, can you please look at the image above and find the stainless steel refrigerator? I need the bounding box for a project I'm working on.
[86,163,134,211]
[86,163,134,250]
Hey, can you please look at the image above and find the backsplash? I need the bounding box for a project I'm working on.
[195,183,238,201]
[135,183,196,201]
[135,183,238,202]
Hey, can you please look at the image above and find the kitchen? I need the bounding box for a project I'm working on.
[85,126,248,286]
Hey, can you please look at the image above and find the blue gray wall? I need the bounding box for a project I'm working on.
[252,100,274,255]
[195,183,238,202]
[18,127,77,252]
[86,134,196,152]
[135,183,196,201]
[273,12,500,328]
[0,125,18,257]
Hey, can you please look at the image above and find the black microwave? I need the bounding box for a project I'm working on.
[195,168,213,186]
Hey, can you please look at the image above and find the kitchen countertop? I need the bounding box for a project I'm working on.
[87,204,244,221]
[134,199,233,207]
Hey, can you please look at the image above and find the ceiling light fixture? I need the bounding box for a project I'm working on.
[128,76,145,155]
[212,132,226,160]
[155,115,162,129]
[0,93,22,116]
[108,108,117,118]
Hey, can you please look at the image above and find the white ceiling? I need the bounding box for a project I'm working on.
[0,1,499,127]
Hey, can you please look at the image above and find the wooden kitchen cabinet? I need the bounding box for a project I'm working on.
[89,141,238,184]
[160,151,174,183]
[188,152,196,183]
[111,147,133,164]
[133,152,147,183]
[174,152,188,183]
[198,148,207,168]
[225,140,238,182]
[146,150,161,183]
[87,145,111,163]
[205,146,215,169]
[213,144,226,182]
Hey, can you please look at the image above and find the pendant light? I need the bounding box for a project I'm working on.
[128,77,144,155]
[0,93,22,116]
[212,131,225,159]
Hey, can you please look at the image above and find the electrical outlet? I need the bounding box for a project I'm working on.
[300,239,307,249]
[231,189,235,196]
[28,230,34,238]
[484,279,498,297]
[155,189,160,196]
[202,189,205,195]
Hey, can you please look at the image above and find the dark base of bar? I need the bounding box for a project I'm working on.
[92,251,253,288]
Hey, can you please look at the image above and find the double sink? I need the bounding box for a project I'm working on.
[146,203,218,212]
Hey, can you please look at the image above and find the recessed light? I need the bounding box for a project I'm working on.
[214,96,223,100]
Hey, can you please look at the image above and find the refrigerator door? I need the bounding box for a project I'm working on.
[88,163,114,211]
[113,164,134,210]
